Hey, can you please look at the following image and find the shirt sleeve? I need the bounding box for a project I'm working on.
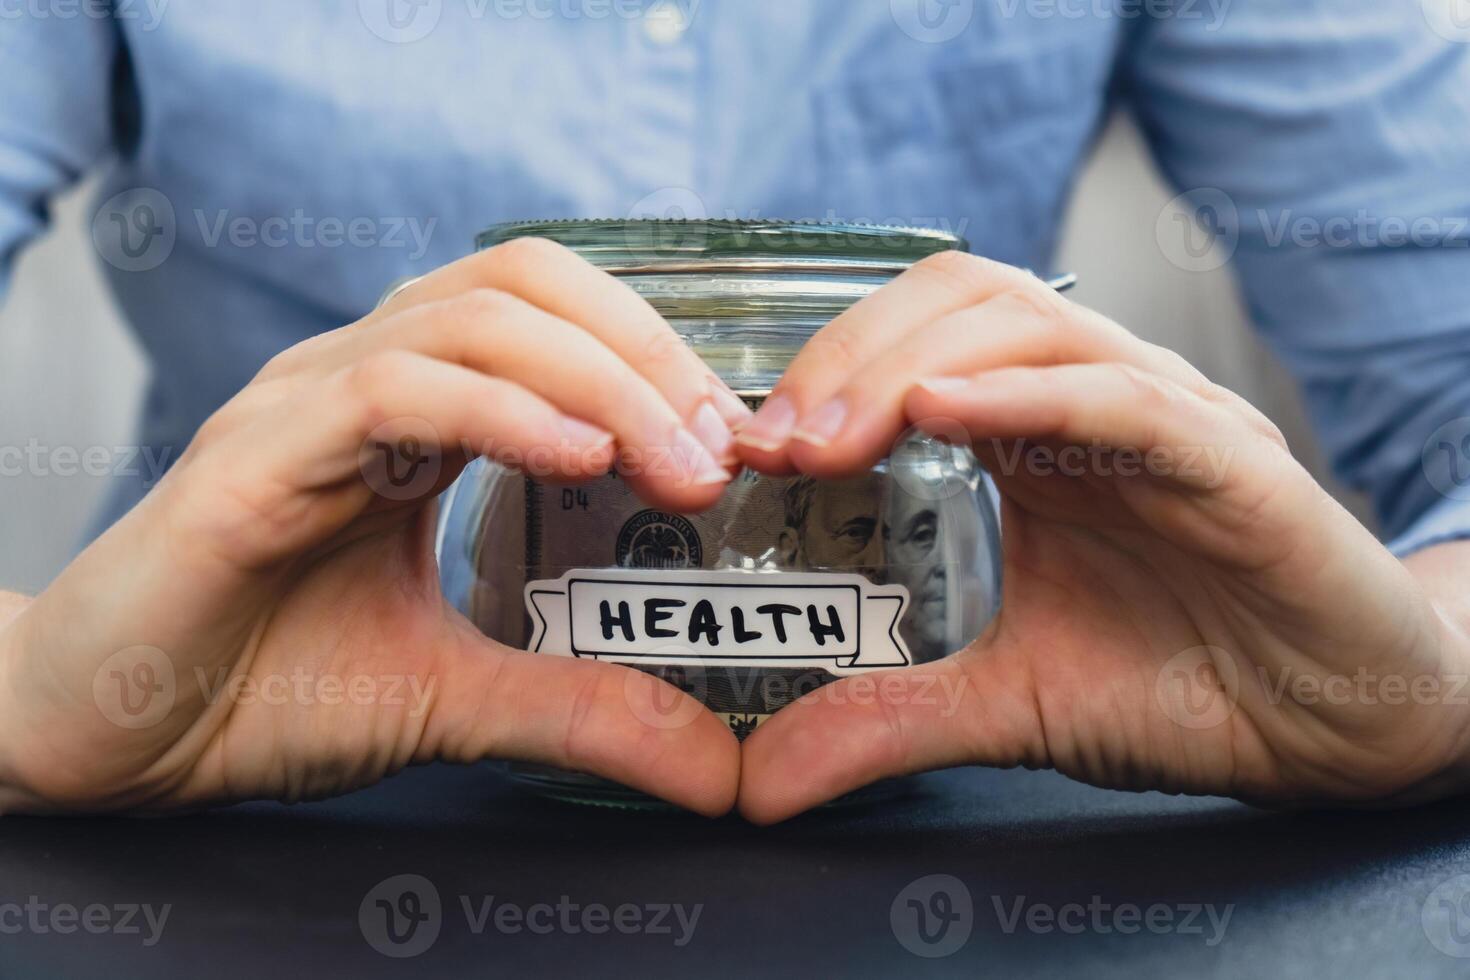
[1122,0,1470,557]
[0,11,120,301]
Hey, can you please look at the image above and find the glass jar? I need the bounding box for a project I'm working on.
[437,219,1004,808]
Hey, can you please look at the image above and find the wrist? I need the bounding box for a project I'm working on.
[0,590,29,629]
[1405,540,1470,637]
[1398,543,1470,801]
[0,592,46,813]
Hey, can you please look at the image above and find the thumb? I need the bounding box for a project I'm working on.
[423,625,741,817]
[737,648,1045,824]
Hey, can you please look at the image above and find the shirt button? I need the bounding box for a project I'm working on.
[642,4,689,45]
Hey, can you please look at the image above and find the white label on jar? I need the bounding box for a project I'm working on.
[524,569,913,672]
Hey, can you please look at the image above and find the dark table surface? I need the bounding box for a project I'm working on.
[3,762,1469,979]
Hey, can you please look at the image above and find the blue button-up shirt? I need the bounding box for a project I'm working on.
[3,0,1468,554]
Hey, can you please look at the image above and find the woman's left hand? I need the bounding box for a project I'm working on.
[734,252,1470,823]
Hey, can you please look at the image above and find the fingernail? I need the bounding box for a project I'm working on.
[673,428,732,487]
[735,393,798,453]
[689,400,737,465]
[917,377,974,394]
[710,382,755,430]
[792,398,848,448]
[560,416,615,450]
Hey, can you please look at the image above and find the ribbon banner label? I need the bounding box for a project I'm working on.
[524,569,912,672]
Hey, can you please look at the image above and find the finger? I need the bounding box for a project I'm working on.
[778,289,1210,478]
[904,362,1259,493]
[428,630,740,817]
[180,352,618,568]
[378,236,753,444]
[334,291,733,510]
[906,362,1320,573]
[734,252,1042,471]
[738,654,1043,824]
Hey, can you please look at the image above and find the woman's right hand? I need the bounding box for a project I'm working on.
[0,236,750,815]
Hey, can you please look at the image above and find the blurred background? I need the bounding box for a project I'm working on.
[0,113,1360,595]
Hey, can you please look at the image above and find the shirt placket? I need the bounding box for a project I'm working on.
[614,2,701,218]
